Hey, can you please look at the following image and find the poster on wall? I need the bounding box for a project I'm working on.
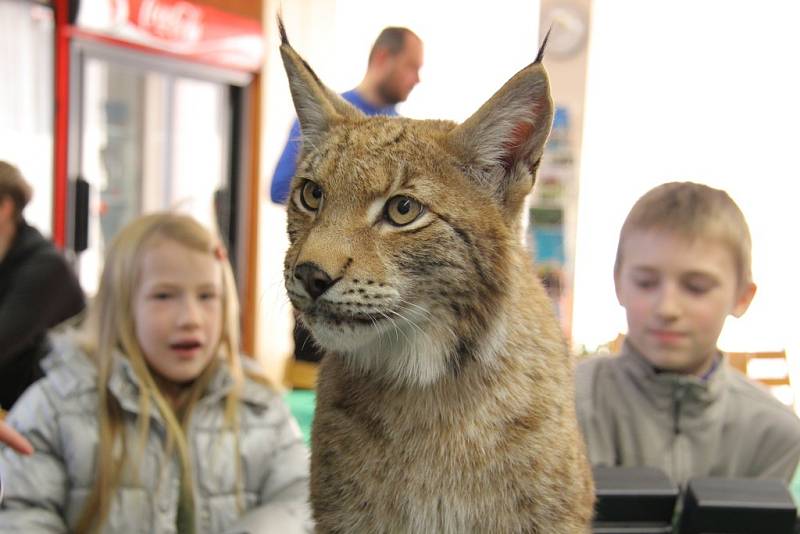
[528,106,574,336]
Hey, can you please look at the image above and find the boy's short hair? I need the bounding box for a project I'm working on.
[0,161,33,222]
[614,182,752,287]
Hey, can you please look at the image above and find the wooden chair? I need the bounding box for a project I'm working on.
[285,359,319,390]
[595,333,626,355]
[725,350,794,408]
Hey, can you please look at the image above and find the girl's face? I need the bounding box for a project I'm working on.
[133,238,224,392]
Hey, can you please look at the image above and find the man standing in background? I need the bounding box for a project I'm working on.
[270,26,424,204]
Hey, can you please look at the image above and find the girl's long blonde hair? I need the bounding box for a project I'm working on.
[75,213,245,533]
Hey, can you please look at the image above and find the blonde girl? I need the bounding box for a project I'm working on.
[0,213,310,533]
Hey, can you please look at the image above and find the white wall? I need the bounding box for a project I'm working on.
[257,0,338,381]
[257,0,542,379]
[0,2,54,235]
[572,1,800,362]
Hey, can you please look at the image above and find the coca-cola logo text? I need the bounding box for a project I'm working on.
[137,0,203,43]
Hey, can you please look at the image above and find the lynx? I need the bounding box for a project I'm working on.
[280,20,594,534]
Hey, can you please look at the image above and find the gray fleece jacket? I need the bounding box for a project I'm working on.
[576,342,800,486]
[0,337,312,533]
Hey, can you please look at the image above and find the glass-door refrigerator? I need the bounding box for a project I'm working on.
[57,0,262,293]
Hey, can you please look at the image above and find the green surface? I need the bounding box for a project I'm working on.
[791,461,800,508]
[285,389,316,445]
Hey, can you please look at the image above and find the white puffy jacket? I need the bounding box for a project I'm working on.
[0,338,311,533]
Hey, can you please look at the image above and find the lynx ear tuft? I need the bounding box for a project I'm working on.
[535,26,552,64]
[278,18,364,150]
[277,14,288,45]
[448,59,554,213]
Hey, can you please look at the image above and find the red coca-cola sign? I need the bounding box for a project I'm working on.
[135,0,204,43]
[77,0,263,71]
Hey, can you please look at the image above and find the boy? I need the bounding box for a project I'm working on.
[576,182,800,486]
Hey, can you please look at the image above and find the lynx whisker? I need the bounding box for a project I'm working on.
[377,310,404,345]
[389,306,427,338]
[299,328,313,353]
[396,297,432,318]
[367,314,382,342]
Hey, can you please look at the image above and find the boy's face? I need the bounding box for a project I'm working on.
[615,229,755,376]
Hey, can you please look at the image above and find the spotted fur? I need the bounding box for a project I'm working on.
[280,20,594,533]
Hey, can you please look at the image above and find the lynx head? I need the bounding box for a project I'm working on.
[281,19,554,387]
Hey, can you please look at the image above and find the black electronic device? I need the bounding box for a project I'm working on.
[592,465,679,534]
[678,477,796,534]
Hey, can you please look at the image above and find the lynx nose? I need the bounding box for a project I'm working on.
[294,262,335,300]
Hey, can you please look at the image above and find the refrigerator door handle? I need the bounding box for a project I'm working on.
[72,176,89,254]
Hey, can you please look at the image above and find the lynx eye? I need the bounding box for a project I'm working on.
[300,180,323,211]
[385,196,423,226]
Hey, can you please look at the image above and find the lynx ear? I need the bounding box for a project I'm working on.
[278,17,364,148]
[447,41,554,218]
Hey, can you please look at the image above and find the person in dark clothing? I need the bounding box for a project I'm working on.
[0,161,85,410]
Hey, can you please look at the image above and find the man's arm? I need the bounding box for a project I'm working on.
[270,121,302,205]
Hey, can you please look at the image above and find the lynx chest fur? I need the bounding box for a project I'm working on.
[280,22,593,534]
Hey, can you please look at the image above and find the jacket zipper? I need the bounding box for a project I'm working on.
[672,384,688,484]
[673,384,686,435]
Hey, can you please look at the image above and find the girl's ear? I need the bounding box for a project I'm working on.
[732,282,757,318]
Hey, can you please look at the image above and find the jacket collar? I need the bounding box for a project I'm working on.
[618,340,727,410]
